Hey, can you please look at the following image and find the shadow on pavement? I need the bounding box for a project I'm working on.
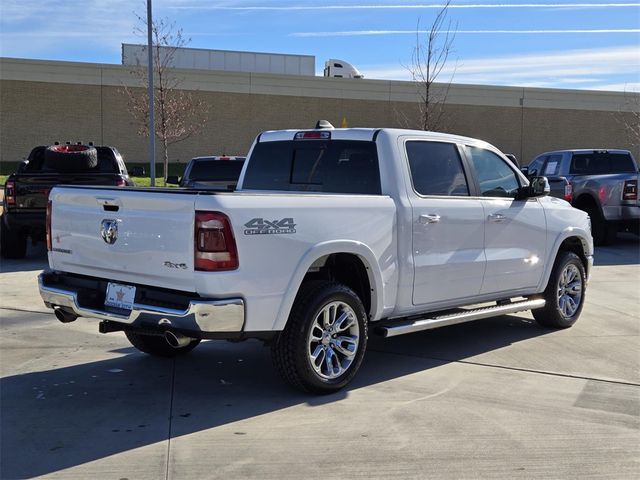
[594,233,640,266]
[1,314,551,478]
[0,242,48,273]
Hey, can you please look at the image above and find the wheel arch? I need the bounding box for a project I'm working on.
[539,231,591,292]
[271,241,384,331]
[573,192,602,215]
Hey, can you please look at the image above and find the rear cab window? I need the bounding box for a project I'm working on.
[189,160,245,182]
[242,140,381,194]
[570,152,637,174]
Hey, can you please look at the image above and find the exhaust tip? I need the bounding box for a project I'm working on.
[164,331,193,348]
[54,308,78,323]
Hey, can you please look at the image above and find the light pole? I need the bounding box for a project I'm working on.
[146,0,156,186]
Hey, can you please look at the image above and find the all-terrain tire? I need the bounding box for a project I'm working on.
[0,220,27,259]
[44,145,98,172]
[532,251,586,329]
[125,331,200,357]
[271,281,368,394]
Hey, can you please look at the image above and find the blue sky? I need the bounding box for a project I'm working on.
[1,1,639,91]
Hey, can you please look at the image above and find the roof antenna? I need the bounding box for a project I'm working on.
[315,120,334,130]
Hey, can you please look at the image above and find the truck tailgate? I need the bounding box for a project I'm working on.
[49,187,197,292]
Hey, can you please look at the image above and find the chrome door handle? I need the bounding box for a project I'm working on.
[419,214,441,224]
[488,213,506,222]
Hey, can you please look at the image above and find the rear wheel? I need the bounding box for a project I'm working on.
[533,251,586,328]
[585,206,615,246]
[271,281,368,394]
[125,331,200,357]
[1,220,27,259]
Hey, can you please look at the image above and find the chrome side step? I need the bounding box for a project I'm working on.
[377,298,545,338]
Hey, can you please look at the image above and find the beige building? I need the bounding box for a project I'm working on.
[1,57,638,167]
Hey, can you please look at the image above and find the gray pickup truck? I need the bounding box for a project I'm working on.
[525,149,639,245]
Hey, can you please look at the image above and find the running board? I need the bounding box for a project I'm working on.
[376,298,546,338]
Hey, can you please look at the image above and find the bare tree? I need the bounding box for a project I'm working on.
[616,89,640,149]
[407,0,457,131]
[123,14,208,183]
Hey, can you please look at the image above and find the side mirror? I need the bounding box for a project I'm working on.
[519,176,550,199]
[16,160,29,174]
[166,175,180,185]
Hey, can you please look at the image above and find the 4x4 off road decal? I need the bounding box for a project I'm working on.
[244,218,296,235]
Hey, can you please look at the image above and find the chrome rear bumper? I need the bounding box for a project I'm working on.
[38,273,244,335]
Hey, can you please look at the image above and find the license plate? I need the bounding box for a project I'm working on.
[104,282,136,311]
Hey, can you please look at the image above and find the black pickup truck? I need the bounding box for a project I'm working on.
[1,144,141,258]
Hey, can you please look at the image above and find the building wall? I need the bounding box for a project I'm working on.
[1,57,638,167]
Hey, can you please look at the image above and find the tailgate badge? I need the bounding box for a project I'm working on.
[100,219,118,245]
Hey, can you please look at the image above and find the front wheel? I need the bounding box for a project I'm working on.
[533,251,586,328]
[271,281,368,394]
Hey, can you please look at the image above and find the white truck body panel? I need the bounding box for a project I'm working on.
[50,189,197,292]
[49,190,397,332]
[45,128,593,336]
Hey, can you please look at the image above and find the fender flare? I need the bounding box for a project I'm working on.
[271,240,385,331]
[538,227,592,291]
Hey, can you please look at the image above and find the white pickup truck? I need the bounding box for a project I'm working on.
[39,126,593,393]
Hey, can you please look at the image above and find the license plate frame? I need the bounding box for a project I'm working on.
[104,282,136,311]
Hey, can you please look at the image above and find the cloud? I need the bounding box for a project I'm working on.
[0,1,145,58]
[291,28,640,37]
[169,2,640,11]
[361,45,640,90]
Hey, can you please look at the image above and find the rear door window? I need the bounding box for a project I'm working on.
[243,140,381,194]
[405,141,469,196]
[542,154,563,176]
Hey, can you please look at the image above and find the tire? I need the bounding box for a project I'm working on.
[271,281,368,394]
[585,206,613,246]
[44,145,98,172]
[1,220,27,259]
[125,331,200,357]
[533,251,586,329]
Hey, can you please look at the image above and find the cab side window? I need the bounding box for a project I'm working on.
[468,147,520,198]
[406,141,469,196]
[528,155,546,177]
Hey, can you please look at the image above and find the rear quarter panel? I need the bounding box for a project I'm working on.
[194,193,398,331]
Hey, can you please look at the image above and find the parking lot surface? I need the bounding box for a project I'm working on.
[1,237,638,479]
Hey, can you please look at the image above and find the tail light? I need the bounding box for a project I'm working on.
[564,182,573,203]
[294,131,331,140]
[116,178,127,187]
[622,180,637,201]
[46,200,52,251]
[5,181,16,206]
[194,211,238,271]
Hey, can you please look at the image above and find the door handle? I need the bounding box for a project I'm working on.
[488,213,506,223]
[419,214,441,224]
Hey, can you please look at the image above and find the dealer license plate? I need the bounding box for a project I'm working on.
[104,282,136,311]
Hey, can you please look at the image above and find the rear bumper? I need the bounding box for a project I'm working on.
[38,272,244,337]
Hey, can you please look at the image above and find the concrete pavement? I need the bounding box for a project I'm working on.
[1,236,638,479]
